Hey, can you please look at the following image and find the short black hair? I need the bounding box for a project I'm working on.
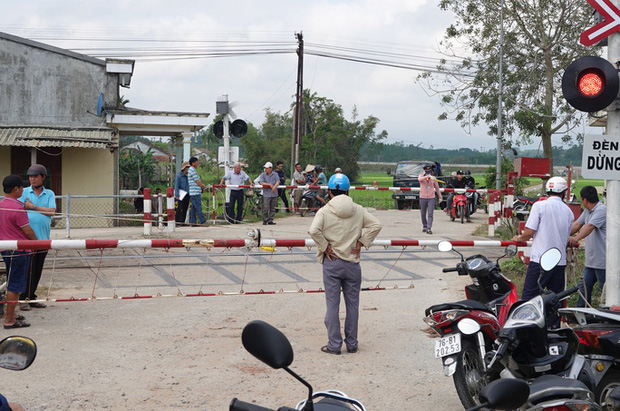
[276,161,284,166]
[189,156,198,165]
[3,175,23,193]
[295,162,301,167]
[580,185,599,204]
[329,188,348,197]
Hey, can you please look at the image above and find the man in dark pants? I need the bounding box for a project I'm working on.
[275,161,290,213]
[174,161,190,224]
[19,164,56,311]
[512,177,574,326]
[0,175,37,328]
[220,162,253,223]
[308,173,382,354]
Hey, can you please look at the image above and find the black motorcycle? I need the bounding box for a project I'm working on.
[230,320,365,411]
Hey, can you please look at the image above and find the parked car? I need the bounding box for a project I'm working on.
[387,160,444,210]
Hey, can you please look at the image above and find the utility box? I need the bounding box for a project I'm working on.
[513,157,551,178]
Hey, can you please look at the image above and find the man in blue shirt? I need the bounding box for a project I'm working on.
[312,165,328,206]
[187,157,207,226]
[220,163,253,224]
[174,161,190,224]
[18,164,56,310]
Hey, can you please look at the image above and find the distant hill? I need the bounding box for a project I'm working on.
[361,142,583,167]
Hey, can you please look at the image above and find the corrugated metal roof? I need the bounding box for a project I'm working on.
[0,127,118,149]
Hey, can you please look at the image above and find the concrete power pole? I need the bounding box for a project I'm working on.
[606,24,620,305]
[291,32,304,181]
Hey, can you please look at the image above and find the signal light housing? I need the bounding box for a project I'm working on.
[562,56,619,112]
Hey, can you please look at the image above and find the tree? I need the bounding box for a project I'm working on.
[419,0,595,173]
[119,148,157,189]
[240,90,387,181]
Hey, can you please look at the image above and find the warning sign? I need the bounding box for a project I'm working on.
[582,134,620,180]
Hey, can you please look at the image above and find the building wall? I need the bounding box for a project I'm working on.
[0,33,118,127]
[0,148,10,178]
[60,148,116,228]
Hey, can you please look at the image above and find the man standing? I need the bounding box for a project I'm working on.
[418,164,442,234]
[187,156,207,226]
[292,163,306,214]
[275,161,290,213]
[256,162,280,225]
[18,164,56,311]
[512,177,574,301]
[0,175,37,328]
[308,173,382,355]
[220,162,253,224]
[174,161,190,224]
[568,186,606,307]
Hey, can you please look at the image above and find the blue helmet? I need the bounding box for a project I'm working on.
[328,173,350,191]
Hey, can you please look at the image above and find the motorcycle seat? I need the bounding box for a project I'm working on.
[516,196,540,203]
[425,299,494,316]
[527,374,592,405]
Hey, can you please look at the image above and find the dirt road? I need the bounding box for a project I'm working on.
[4,208,498,410]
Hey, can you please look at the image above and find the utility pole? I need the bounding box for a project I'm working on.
[291,32,304,181]
[606,12,620,305]
[495,0,505,190]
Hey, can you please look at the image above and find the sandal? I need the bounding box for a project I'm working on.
[320,345,341,355]
[3,319,31,329]
[29,302,47,308]
[19,303,31,311]
[15,315,25,321]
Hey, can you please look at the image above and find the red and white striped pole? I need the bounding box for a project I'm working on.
[167,187,175,232]
[0,238,529,251]
[143,188,152,236]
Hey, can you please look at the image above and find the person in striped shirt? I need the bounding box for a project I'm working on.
[187,157,207,226]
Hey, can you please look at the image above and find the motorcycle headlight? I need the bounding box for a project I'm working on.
[503,296,545,329]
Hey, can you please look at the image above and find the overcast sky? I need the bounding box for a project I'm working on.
[1,0,590,151]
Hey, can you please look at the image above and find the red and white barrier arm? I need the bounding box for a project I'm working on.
[0,239,532,251]
[213,184,489,193]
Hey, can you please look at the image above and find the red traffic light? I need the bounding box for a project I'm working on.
[579,72,604,97]
[562,56,619,112]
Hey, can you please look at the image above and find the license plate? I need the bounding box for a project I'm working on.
[434,333,461,358]
[404,195,416,199]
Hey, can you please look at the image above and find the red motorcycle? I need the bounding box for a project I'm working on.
[448,191,475,223]
[423,242,519,409]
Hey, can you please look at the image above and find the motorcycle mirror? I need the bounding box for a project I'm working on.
[472,378,529,411]
[539,248,561,272]
[505,244,518,258]
[241,320,294,370]
[437,241,453,252]
[0,336,37,371]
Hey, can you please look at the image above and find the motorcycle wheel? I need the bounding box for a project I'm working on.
[453,339,487,409]
[596,369,620,410]
[300,198,308,217]
[459,205,465,224]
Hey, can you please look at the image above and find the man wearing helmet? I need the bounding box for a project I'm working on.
[445,170,473,222]
[308,173,382,355]
[512,176,574,309]
[18,164,56,310]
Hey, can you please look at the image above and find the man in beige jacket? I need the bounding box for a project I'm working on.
[308,173,382,355]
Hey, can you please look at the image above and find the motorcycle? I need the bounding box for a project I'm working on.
[230,320,366,411]
[448,191,469,223]
[423,241,519,409]
[560,305,620,408]
[299,187,326,217]
[483,248,604,410]
[513,195,545,221]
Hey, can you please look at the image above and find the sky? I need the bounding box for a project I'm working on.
[0,0,591,152]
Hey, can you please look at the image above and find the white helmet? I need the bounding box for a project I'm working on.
[546,177,568,193]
